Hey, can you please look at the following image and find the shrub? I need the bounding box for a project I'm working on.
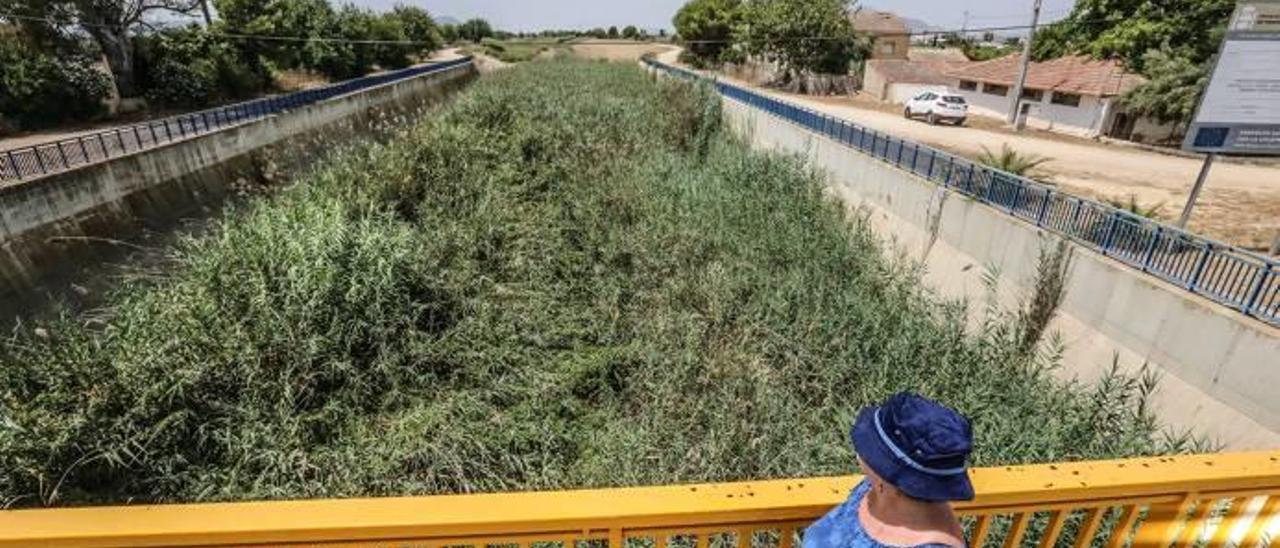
[978,144,1052,177]
[0,34,110,129]
[134,26,270,108]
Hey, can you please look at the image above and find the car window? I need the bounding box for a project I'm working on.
[942,96,966,104]
[921,93,936,100]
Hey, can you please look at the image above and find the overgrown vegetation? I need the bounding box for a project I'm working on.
[0,60,1193,509]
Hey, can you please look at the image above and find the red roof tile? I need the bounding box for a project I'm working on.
[944,54,1146,97]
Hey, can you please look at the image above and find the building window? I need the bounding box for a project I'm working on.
[982,83,1009,96]
[1021,88,1044,102]
[1051,92,1082,107]
[879,42,896,55]
[959,80,977,91]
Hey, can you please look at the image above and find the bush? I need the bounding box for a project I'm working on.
[0,34,110,129]
[135,26,270,108]
[0,60,1190,509]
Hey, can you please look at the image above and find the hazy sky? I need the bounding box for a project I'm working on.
[350,0,1079,33]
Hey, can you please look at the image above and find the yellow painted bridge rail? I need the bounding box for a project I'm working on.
[3,452,1279,547]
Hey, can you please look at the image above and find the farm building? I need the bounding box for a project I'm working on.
[944,54,1180,142]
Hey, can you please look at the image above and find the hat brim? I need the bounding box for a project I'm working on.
[850,407,975,502]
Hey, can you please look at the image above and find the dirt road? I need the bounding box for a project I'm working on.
[656,50,1280,251]
[572,40,676,62]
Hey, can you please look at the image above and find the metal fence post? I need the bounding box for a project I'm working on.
[910,146,920,172]
[98,133,109,157]
[116,130,127,152]
[1036,190,1053,226]
[33,147,47,174]
[149,123,158,143]
[1101,213,1121,253]
[1242,264,1273,314]
[1069,199,1084,235]
[944,156,955,187]
[1141,226,1163,272]
[78,138,90,162]
[1188,245,1214,292]
[55,142,70,169]
[133,126,144,147]
[4,150,19,179]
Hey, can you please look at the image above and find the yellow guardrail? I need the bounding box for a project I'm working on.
[2,451,1279,547]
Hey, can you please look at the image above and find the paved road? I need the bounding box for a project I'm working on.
[657,50,1280,251]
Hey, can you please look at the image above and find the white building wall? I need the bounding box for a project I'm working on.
[952,80,1112,136]
[886,83,943,104]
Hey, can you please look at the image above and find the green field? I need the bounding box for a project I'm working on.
[0,60,1192,508]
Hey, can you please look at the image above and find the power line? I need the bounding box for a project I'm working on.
[677,18,1092,44]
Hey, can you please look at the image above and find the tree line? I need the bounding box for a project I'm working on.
[1032,0,1234,129]
[0,0,463,132]
[673,0,866,77]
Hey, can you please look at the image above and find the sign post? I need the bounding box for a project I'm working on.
[1180,0,1280,226]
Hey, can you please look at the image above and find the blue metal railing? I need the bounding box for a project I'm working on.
[0,56,475,183]
[643,57,1280,327]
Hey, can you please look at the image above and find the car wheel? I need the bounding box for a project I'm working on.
[927,113,938,125]
[954,118,966,127]
[904,108,912,119]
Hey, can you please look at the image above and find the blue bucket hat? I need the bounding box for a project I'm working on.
[850,392,975,502]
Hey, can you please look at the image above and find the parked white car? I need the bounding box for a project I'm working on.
[904,90,968,126]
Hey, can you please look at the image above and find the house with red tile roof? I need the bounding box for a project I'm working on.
[944,54,1179,142]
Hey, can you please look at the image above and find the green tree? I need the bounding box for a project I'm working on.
[1031,0,1233,129]
[672,0,742,66]
[736,0,865,75]
[1120,49,1210,127]
[390,4,442,55]
[1033,0,1232,72]
[608,25,619,38]
[439,23,459,43]
[457,18,493,43]
[214,0,352,77]
[0,0,205,96]
[622,25,640,39]
[134,25,268,107]
[0,31,110,128]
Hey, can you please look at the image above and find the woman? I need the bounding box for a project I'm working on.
[803,392,974,548]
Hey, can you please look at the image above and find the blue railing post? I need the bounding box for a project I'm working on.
[1100,213,1121,254]
[1008,184,1022,213]
[1242,264,1273,315]
[910,146,919,172]
[1188,244,1214,291]
[944,156,955,187]
[1036,190,1053,226]
[1141,226,1163,272]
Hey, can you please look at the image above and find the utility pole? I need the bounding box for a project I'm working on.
[199,0,213,25]
[1007,0,1043,126]
[962,11,969,35]
[1177,153,1216,229]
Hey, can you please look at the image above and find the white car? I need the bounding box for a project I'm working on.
[904,90,968,126]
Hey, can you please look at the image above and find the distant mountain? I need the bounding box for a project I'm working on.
[437,16,461,26]
[901,17,941,34]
